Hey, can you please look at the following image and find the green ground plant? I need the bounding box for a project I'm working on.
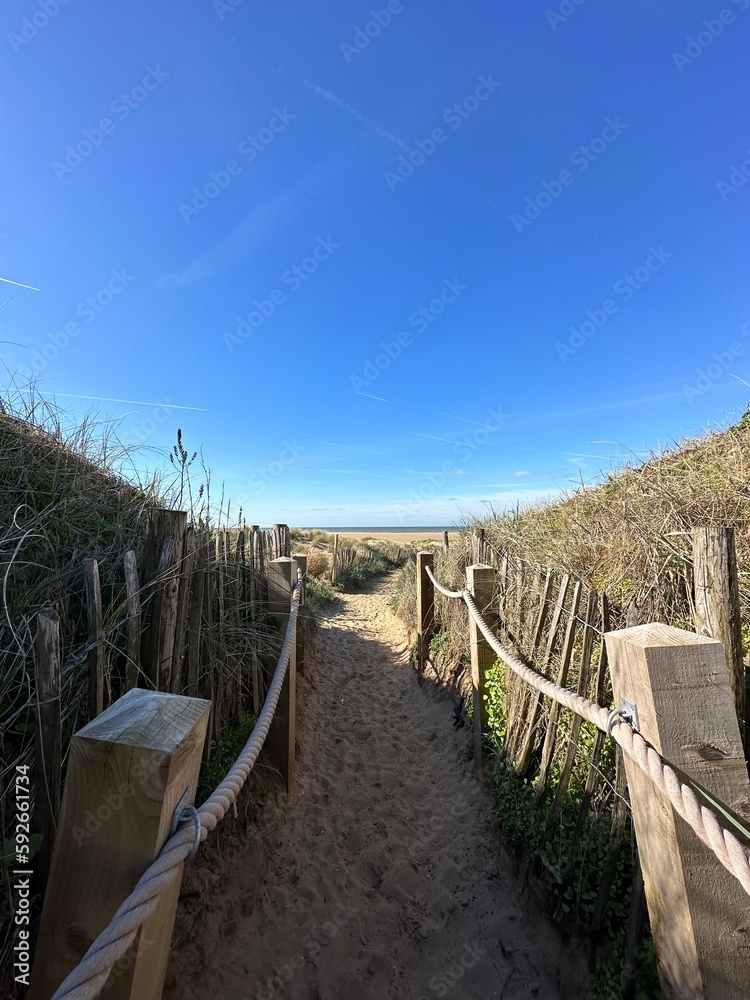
[483,663,660,999]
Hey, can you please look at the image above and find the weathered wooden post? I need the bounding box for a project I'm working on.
[691,526,745,739]
[416,552,434,684]
[331,533,339,585]
[266,557,297,794]
[466,564,496,784]
[83,557,105,716]
[122,550,141,691]
[605,623,750,1000]
[29,688,210,1000]
[442,530,449,553]
[292,553,307,675]
[33,608,61,903]
[139,509,188,690]
[171,526,198,695]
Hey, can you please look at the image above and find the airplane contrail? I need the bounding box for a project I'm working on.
[51,393,208,411]
[0,276,40,291]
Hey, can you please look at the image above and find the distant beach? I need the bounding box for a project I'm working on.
[296,526,460,544]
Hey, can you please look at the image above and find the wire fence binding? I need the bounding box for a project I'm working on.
[425,564,750,898]
[49,572,303,1000]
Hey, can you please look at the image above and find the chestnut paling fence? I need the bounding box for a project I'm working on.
[2,514,304,998]
[415,531,750,1000]
[42,570,303,1000]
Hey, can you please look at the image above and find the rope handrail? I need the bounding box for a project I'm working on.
[425,563,464,599]
[50,573,303,1000]
[428,565,750,898]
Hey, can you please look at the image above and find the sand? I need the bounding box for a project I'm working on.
[177,576,590,1000]
[334,530,457,545]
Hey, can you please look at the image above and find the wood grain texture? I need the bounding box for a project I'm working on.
[467,564,496,785]
[605,623,750,1000]
[416,551,435,684]
[692,526,745,729]
[266,557,297,794]
[29,688,210,1000]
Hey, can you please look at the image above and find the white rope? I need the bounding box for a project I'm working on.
[50,575,302,1000]
[457,584,750,898]
[424,563,465,599]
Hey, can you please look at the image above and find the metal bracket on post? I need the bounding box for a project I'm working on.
[621,696,639,732]
[170,787,201,860]
[607,696,640,738]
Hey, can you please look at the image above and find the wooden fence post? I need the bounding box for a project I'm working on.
[122,551,141,691]
[605,623,750,1000]
[28,688,210,1000]
[691,526,745,737]
[266,557,297,794]
[292,553,307,675]
[331,534,339,585]
[466,564,496,784]
[170,526,197,695]
[416,552,434,684]
[33,608,62,904]
[442,530,449,553]
[139,509,188,690]
[83,557,105,717]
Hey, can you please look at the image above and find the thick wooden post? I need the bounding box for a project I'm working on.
[605,623,750,1000]
[416,552,434,684]
[29,688,209,1000]
[466,564,495,784]
[292,553,307,675]
[266,557,297,794]
[691,526,745,734]
[139,509,188,690]
[33,608,62,903]
[83,557,105,717]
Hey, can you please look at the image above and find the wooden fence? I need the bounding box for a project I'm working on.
[1,514,301,994]
[417,526,750,1000]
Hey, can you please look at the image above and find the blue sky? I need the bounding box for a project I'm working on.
[1,1,749,527]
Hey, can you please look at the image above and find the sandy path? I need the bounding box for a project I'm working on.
[184,576,588,1000]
